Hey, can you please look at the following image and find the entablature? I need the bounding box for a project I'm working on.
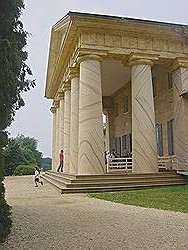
[45,12,188,100]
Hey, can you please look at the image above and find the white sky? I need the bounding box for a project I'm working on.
[8,0,188,157]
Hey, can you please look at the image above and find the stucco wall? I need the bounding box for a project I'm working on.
[107,64,174,156]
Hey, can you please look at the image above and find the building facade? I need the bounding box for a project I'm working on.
[45,12,188,174]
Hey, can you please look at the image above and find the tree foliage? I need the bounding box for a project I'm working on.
[14,164,36,176]
[41,157,52,171]
[0,0,35,242]
[0,0,35,129]
[4,135,42,176]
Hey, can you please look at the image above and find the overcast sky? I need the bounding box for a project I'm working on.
[8,0,188,157]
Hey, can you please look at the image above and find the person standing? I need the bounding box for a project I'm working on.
[34,167,43,187]
[57,149,64,172]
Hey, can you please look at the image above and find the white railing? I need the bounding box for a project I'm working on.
[158,156,172,169]
[107,155,188,173]
[107,157,132,173]
[158,155,188,171]
[171,156,188,170]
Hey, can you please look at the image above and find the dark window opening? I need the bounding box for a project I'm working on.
[156,123,163,156]
[167,119,174,155]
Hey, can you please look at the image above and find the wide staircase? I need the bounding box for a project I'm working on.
[42,171,188,194]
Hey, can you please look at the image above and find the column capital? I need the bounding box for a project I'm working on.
[57,91,64,99]
[124,53,159,67]
[50,106,56,113]
[77,54,103,64]
[69,67,79,80]
[170,57,188,72]
[54,100,60,108]
[62,81,71,92]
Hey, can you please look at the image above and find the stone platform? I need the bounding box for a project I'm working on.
[42,171,188,193]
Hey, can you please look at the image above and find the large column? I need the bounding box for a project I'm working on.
[78,55,105,175]
[63,82,71,173]
[58,92,64,152]
[50,106,56,171]
[129,53,158,173]
[172,58,188,169]
[103,110,110,152]
[69,68,79,175]
[54,100,60,170]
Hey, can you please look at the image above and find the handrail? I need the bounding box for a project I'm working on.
[107,157,132,173]
[171,155,188,170]
[158,155,188,170]
[107,155,188,173]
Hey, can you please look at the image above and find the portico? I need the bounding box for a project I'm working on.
[45,12,188,175]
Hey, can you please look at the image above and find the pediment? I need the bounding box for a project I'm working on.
[46,15,71,91]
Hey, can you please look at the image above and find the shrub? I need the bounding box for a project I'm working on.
[13,164,36,176]
[0,153,12,243]
[0,183,12,243]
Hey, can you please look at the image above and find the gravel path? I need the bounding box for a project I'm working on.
[2,176,188,250]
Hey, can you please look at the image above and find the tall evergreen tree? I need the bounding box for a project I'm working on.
[0,0,35,242]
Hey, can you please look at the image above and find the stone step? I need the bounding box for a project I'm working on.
[49,170,177,179]
[44,173,183,186]
[45,172,72,183]
[65,179,187,188]
[42,170,188,194]
[61,182,188,194]
[45,178,187,194]
[43,172,186,186]
[42,175,63,193]
[47,171,178,181]
[42,172,188,193]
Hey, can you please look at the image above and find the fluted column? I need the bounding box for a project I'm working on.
[58,91,64,152]
[172,58,188,169]
[54,100,60,170]
[50,106,56,171]
[129,53,158,173]
[78,55,105,175]
[69,68,79,175]
[104,110,110,152]
[63,82,71,173]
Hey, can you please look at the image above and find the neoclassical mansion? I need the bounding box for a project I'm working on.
[45,12,188,175]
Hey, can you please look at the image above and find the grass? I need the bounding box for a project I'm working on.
[88,185,188,213]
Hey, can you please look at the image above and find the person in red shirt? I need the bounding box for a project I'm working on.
[57,149,64,172]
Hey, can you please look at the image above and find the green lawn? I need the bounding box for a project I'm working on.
[88,185,188,213]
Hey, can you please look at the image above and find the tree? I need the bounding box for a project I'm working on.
[41,157,52,171]
[4,135,42,176]
[3,139,23,176]
[0,0,35,242]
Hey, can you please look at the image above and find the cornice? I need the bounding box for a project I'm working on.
[69,67,79,80]
[50,107,56,113]
[45,12,188,99]
[57,91,64,99]
[54,100,60,108]
[62,81,71,92]
[171,57,188,71]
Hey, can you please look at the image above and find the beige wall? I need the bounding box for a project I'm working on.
[153,65,174,156]
[107,64,174,156]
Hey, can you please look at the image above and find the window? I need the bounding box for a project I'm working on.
[115,102,119,116]
[152,73,157,97]
[167,119,174,155]
[167,72,172,89]
[121,133,132,156]
[129,133,132,153]
[115,137,121,157]
[156,123,163,156]
[122,135,126,152]
[123,95,129,113]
